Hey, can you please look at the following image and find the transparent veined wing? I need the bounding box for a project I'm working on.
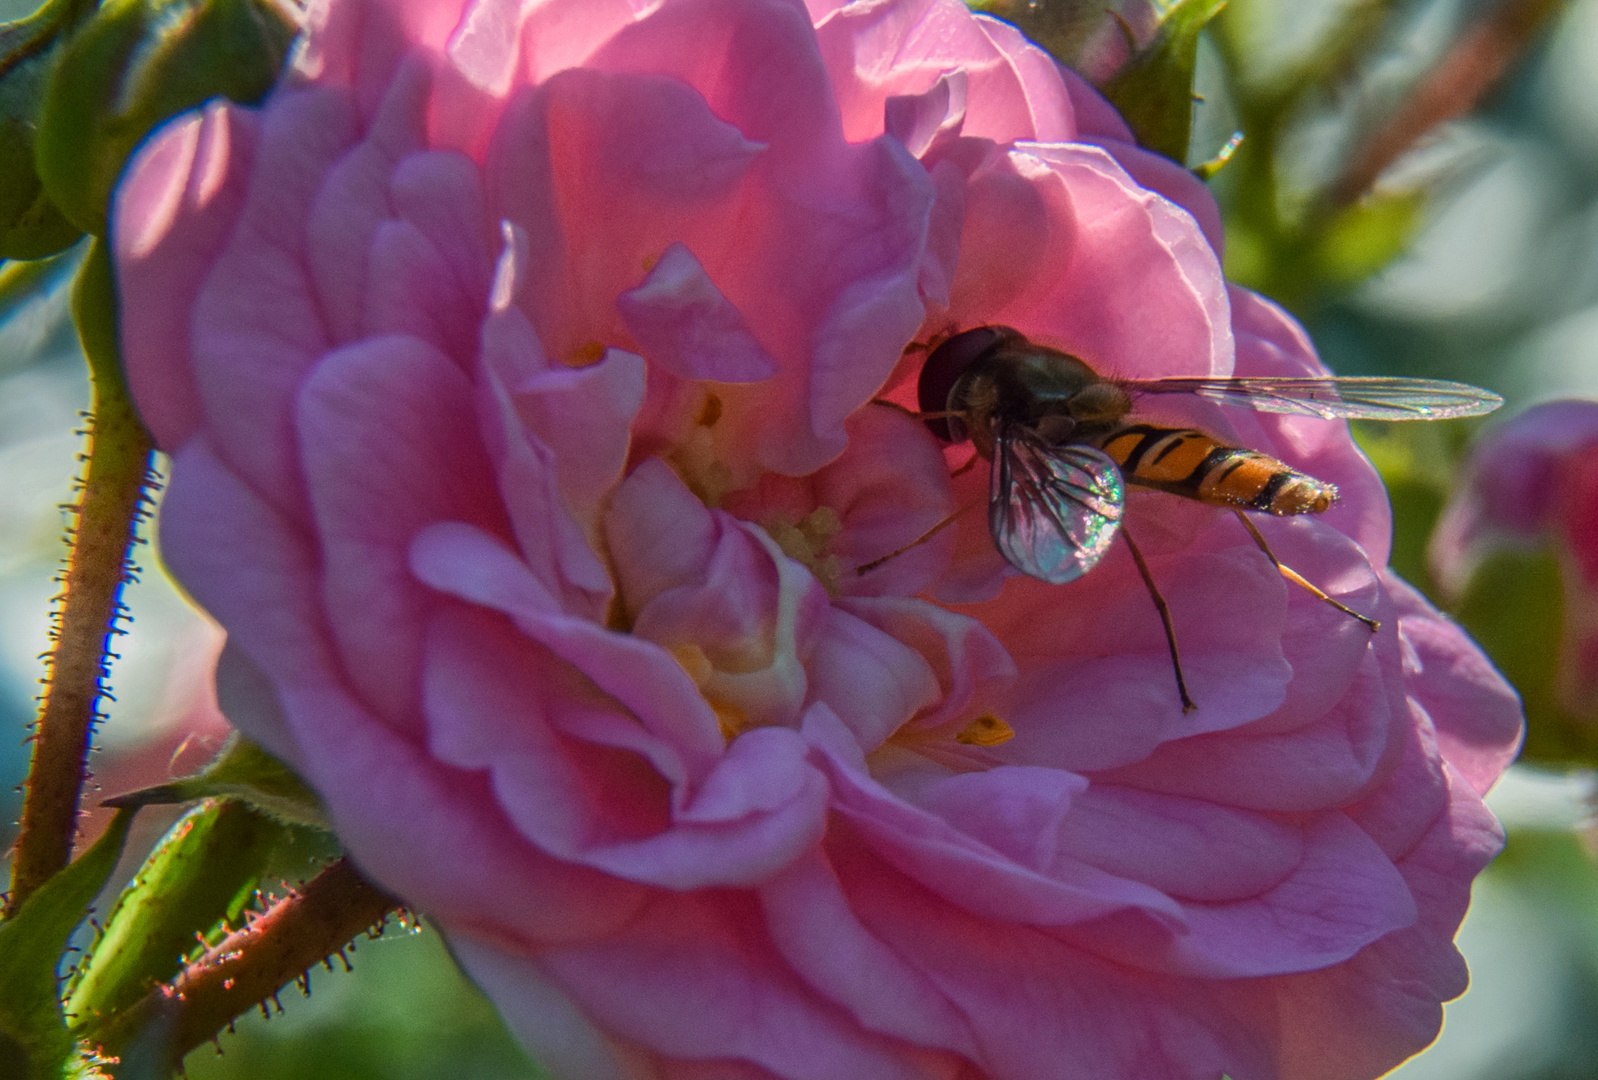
[990,424,1125,584]
[1124,376,1503,421]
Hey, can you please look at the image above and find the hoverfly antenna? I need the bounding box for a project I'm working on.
[917,326,1009,442]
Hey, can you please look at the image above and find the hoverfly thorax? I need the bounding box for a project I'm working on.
[918,325,1132,457]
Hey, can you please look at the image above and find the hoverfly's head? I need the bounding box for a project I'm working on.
[917,325,1020,443]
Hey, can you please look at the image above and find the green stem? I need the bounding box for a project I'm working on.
[4,240,153,917]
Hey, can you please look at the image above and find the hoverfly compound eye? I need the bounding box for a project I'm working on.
[918,326,1010,443]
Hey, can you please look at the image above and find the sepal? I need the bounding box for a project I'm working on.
[35,0,295,235]
[65,800,289,1034]
[0,0,83,258]
[0,809,134,1080]
[103,734,329,830]
[1101,0,1226,163]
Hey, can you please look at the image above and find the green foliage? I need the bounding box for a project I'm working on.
[66,800,290,1034]
[1353,418,1479,599]
[1101,0,1227,162]
[1207,0,1428,312]
[105,734,329,830]
[969,0,1123,69]
[1309,190,1426,290]
[0,0,82,258]
[1358,419,1597,769]
[1452,549,1590,767]
[0,809,134,1080]
[35,0,295,236]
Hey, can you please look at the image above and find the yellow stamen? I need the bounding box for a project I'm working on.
[955,714,1015,747]
[567,340,607,367]
[669,644,750,740]
[765,506,844,595]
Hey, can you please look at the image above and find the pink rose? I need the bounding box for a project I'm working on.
[1433,399,1598,722]
[114,0,1523,1076]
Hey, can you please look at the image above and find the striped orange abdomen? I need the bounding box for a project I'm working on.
[1096,424,1337,514]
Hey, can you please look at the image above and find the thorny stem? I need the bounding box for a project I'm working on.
[1326,0,1567,206]
[87,858,399,1069]
[5,243,154,918]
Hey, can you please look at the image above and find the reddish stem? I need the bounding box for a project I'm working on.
[1328,0,1566,206]
[87,858,398,1068]
[5,316,153,917]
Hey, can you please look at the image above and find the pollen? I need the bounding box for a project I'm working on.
[566,340,607,367]
[765,506,844,595]
[955,714,1014,746]
[669,426,735,507]
[669,644,749,740]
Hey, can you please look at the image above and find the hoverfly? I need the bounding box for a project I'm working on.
[892,324,1502,711]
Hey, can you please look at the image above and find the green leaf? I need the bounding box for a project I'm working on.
[1311,189,1426,288]
[1454,548,1598,769]
[0,0,84,259]
[0,243,79,318]
[105,734,328,830]
[0,809,134,1080]
[1101,0,1227,162]
[1352,417,1480,602]
[66,800,288,1034]
[35,0,296,236]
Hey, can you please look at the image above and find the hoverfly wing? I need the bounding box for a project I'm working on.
[990,424,1125,584]
[1125,376,1503,421]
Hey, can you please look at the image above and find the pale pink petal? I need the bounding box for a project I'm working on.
[1082,136,1224,252]
[1268,767,1504,1080]
[114,102,258,451]
[617,242,779,383]
[388,149,495,313]
[805,605,942,749]
[806,707,1186,927]
[1100,649,1402,811]
[1055,785,1305,903]
[190,86,355,513]
[978,543,1293,770]
[409,520,726,768]
[306,55,431,347]
[1069,811,1416,978]
[837,595,1015,731]
[445,935,654,1080]
[1388,575,1523,794]
[605,458,721,611]
[296,334,507,730]
[477,306,619,613]
[1055,62,1133,141]
[363,220,476,357]
[758,850,979,1054]
[539,890,963,1080]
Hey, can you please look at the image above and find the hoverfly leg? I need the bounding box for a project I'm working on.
[869,399,960,422]
[1233,511,1380,632]
[1121,526,1197,713]
[950,452,979,478]
[855,505,972,576]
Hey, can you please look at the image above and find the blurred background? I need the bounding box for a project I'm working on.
[3,0,1597,1076]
